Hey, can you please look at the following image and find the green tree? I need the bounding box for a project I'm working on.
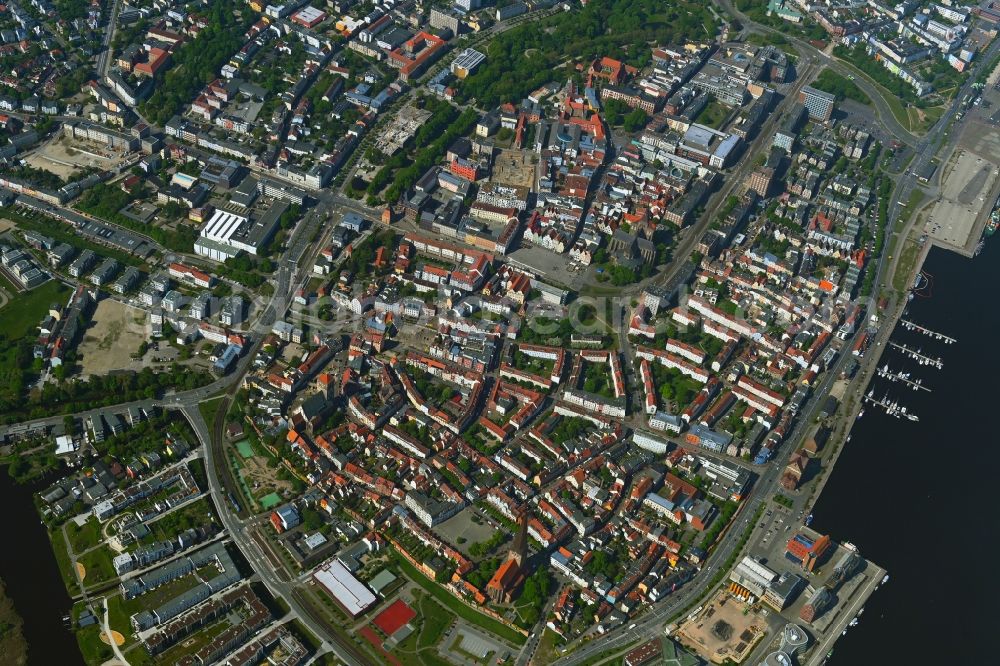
[623,108,648,132]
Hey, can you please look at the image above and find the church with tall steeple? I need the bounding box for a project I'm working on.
[485,506,529,603]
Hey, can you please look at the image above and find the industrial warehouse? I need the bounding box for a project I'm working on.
[313,559,377,618]
[194,201,288,260]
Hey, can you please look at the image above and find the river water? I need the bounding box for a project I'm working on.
[812,240,1000,663]
[0,468,84,664]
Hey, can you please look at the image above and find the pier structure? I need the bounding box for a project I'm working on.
[876,364,931,392]
[900,319,956,344]
[888,342,943,369]
[863,390,920,422]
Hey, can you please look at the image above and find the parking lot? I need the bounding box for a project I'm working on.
[506,245,587,290]
[440,624,512,665]
[433,511,504,558]
[926,148,997,249]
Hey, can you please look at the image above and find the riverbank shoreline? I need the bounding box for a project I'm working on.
[0,577,28,666]
[0,470,83,665]
[807,232,1000,664]
[802,222,950,520]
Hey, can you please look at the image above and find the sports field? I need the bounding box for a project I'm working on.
[259,492,282,510]
[374,599,416,637]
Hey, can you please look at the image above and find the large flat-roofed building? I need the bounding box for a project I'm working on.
[195,209,248,261]
[452,48,486,79]
[691,65,749,106]
[313,560,377,617]
[404,490,463,527]
[62,121,139,151]
[194,201,288,260]
[230,176,259,208]
[260,178,308,206]
[199,210,247,243]
[773,104,807,152]
[678,124,741,169]
[762,573,805,611]
[497,2,527,21]
[291,5,326,28]
[199,156,245,188]
[797,85,835,122]
[729,556,778,598]
[623,639,662,666]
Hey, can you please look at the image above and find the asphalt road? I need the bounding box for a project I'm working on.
[714,0,917,147]
[641,58,818,297]
[553,288,868,665]
[8,4,995,663]
[181,405,372,666]
[96,0,123,80]
[548,9,1000,666]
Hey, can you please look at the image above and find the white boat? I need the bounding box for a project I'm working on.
[849,618,859,627]
[858,608,865,616]
[882,574,890,584]
[856,409,864,420]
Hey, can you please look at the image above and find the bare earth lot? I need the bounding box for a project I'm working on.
[77,299,148,376]
[676,591,767,664]
[239,450,296,501]
[22,135,124,180]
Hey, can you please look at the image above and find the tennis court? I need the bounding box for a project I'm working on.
[259,492,282,510]
[235,440,254,459]
[374,599,416,636]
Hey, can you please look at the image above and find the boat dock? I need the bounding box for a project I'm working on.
[802,552,888,666]
[863,390,920,422]
[876,364,931,392]
[888,341,944,369]
[900,319,956,344]
[742,531,888,666]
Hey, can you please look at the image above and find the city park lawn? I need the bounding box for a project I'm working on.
[77,547,116,587]
[0,280,71,340]
[49,527,80,594]
[197,395,226,428]
[67,516,104,554]
[391,592,454,666]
